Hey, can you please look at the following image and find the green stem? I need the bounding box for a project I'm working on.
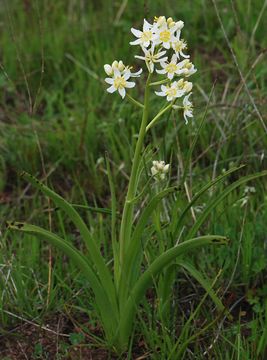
[146,102,173,132]
[119,73,152,268]
[126,93,144,109]
[149,78,170,86]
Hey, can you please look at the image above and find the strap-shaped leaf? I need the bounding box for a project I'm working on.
[177,260,226,314]
[186,170,267,240]
[116,235,228,348]
[131,186,178,246]
[7,222,118,339]
[118,187,178,306]
[20,172,118,319]
[173,165,244,239]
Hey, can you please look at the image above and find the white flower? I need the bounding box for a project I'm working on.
[244,186,256,194]
[153,20,179,49]
[175,20,185,39]
[177,59,197,77]
[176,78,193,93]
[154,16,167,27]
[240,196,249,207]
[124,67,143,78]
[156,54,181,80]
[238,186,256,207]
[151,160,170,180]
[104,60,142,78]
[176,20,184,30]
[130,19,155,48]
[155,81,185,102]
[105,68,136,99]
[135,44,168,73]
[104,60,124,76]
[172,39,189,59]
[183,93,193,124]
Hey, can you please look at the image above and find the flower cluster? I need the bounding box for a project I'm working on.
[104,16,197,123]
[239,186,256,208]
[151,160,170,181]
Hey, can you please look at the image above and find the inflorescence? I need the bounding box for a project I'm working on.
[104,16,197,124]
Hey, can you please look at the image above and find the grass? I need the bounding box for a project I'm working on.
[1,0,267,358]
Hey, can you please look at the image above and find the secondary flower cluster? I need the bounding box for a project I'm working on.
[104,16,197,123]
[151,160,170,181]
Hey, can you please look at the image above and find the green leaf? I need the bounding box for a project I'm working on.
[131,187,178,246]
[177,260,227,314]
[118,187,178,307]
[7,222,118,340]
[105,154,120,288]
[116,235,228,349]
[186,170,267,240]
[19,172,118,321]
[173,165,245,239]
[71,204,112,215]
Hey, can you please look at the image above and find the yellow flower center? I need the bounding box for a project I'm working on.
[166,87,177,97]
[160,30,171,43]
[114,77,126,89]
[183,82,191,92]
[146,53,156,62]
[185,62,192,69]
[165,63,178,74]
[174,40,187,52]
[184,104,193,111]
[141,31,152,42]
[177,79,185,89]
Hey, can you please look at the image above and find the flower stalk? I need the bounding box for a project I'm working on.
[119,73,152,268]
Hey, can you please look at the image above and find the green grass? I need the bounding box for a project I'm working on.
[1,0,267,358]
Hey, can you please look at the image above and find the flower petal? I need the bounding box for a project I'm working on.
[135,55,146,61]
[107,85,116,93]
[118,87,126,98]
[130,39,142,45]
[149,62,155,73]
[171,54,177,63]
[125,81,135,88]
[113,68,121,77]
[143,41,150,48]
[104,64,112,75]
[180,51,190,58]
[162,42,170,49]
[143,19,152,31]
[123,71,131,80]
[155,91,165,97]
[131,28,142,37]
[155,56,168,63]
[131,68,142,77]
[156,69,166,74]
[105,77,114,84]
[156,50,167,58]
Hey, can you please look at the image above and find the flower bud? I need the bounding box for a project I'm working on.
[112,60,119,69]
[104,64,113,76]
[118,60,125,71]
[151,160,170,181]
[157,16,166,26]
[176,20,184,30]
